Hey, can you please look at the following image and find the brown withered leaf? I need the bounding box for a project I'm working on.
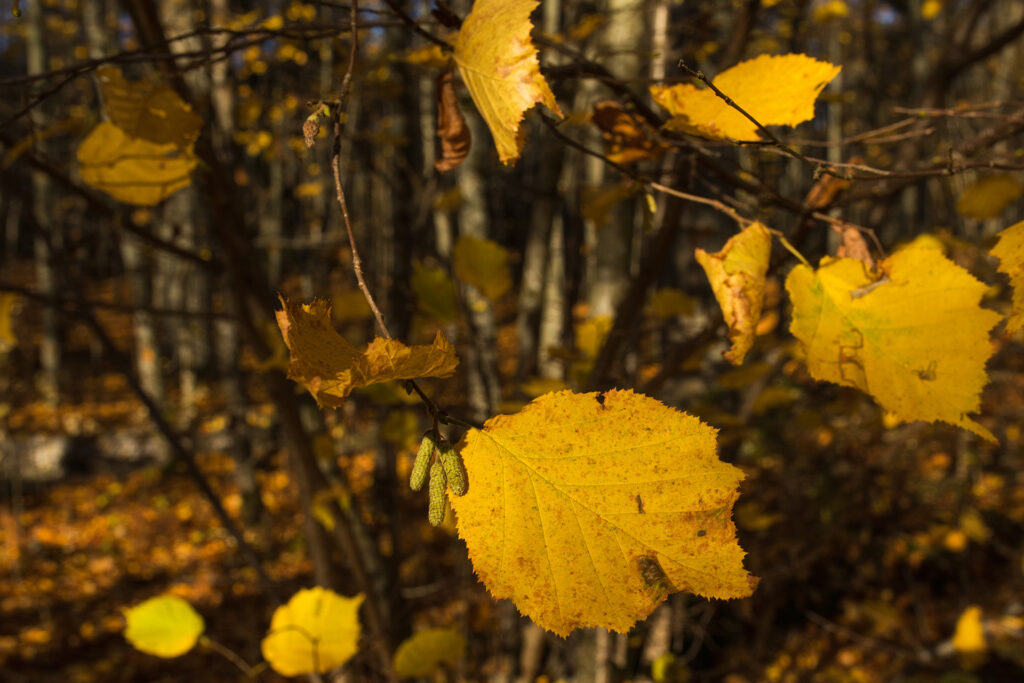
[833,223,875,269]
[276,297,458,407]
[592,101,664,165]
[435,70,471,172]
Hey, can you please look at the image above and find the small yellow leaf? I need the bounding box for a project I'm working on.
[648,288,695,319]
[261,588,363,676]
[412,261,459,322]
[956,174,1022,220]
[921,0,943,20]
[451,389,756,636]
[991,221,1024,334]
[77,122,197,205]
[581,182,638,226]
[402,43,453,69]
[452,235,512,300]
[519,377,570,397]
[392,627,466,678]
[696,222,772,365]
[331,290,372,323]
[952,605,986,655]
[0,293,17,350]
[786,241,1001,441]
[651,54,840,141]
[813,0,850,22]
[97,67,202,149]
[454,0,563,164]
[276,297,459,407]
[123,595,204,658]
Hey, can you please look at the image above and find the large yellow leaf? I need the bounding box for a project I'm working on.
[276,297,458,407]
[695,222,772,365]
[123,595,204,658]
[786,242,1001,441]
[650,54,840,141]
[990,221,1024,335]
[77,121,198,205]
[97,66,202,148]
[261,587,363,676]
[454,0,563,164]
[452,235,512,300]
[451,389,755,636]
[392,627,466,678]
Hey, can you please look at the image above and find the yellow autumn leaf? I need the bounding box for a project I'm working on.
[454,0,563,164]
[956,174,1023,220]
[77,122,198,205]
[392,627,466,678]
[696,222,772,365]
[786,241,1001,441]
[97,66,202,149]
[991,221,1024,334]
[261,587,363,677]
[451,389,756,636]
[648,288,695,319]
[276,297,459,407]
[650,54,840,141]
[123,595,204,658]
[0,293,17,350]
[412,261,459,322]
[452,235,512,300]
[952,605,986,655]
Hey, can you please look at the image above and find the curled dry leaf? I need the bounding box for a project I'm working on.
[786,242,1001,441]
[451,389,756,636]
[435,70,471,172]
[276,297,458,407]
[591,100,665,165]
[454,0,563,164]
[833,224,875,270]
[695,222,772,365]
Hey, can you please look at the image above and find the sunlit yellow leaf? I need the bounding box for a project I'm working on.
[402,43,453,69]
[123,595,204,658]
[454,0,563,164]
[956,174,1022,220]
[77,122,197,206]
[651,54,840,141]
[786,241,1001,441]
[922,0,943,20]
[276,297,459,407]
[261,587,363,676]
[97,67,202,149]
[813,0,850,22]
[412,261,459,322]
[952,605,986,655]
[696,223,772,365]
[452,235,512,300]
[990,221,1024,335]
[451,389,756,636]
[392,627,466,678]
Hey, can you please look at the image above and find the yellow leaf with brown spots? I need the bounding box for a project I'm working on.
[786,241,1001,441]
[451,389,755,636]
[696,222,772,365]
[454,0,563,164]
[276,297,458,407]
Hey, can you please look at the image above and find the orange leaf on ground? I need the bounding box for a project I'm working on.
[454,0,563,164]
[276,298,458,407]
[451,389,756,636]
[696,222,772,365]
